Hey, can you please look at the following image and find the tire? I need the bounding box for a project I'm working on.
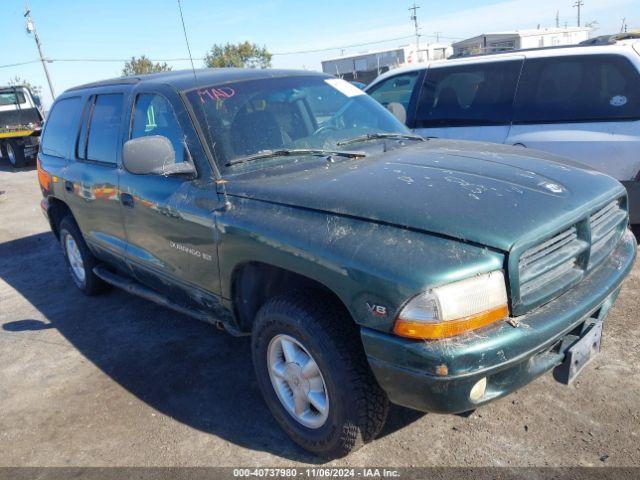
[252,291,389,458]
[59,216,106,295]
[4,139,26,168]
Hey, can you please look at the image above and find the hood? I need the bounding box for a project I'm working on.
[224,140,625,251]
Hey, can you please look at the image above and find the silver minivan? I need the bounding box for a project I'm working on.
[366,35,640,228]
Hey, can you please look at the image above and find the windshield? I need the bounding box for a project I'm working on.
[0,90,27,107]
[185,75,411,170]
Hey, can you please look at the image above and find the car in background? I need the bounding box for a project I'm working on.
[365,33,640,229]
[0,85,44,167]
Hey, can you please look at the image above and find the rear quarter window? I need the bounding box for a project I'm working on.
[513,54,640,123]
[40,97,82,158]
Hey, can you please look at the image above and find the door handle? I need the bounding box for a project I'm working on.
[120,192,134,208]
[64,180,73,192]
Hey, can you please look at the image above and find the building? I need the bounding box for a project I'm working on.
[321,43,453,85]
[452,27,591,57]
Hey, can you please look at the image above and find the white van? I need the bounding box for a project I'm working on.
[365,34,640,227]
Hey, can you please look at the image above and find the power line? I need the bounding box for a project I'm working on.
[0,59,42,69]
[271,35,417,55]
[1,33,464,70]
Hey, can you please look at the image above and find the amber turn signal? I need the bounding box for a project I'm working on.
[393,304,509,340]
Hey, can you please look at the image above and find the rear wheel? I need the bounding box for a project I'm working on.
[251,292,389,458]
[59,216,106,295]
[4,140,26,168]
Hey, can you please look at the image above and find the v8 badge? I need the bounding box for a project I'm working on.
[366,302,388,317]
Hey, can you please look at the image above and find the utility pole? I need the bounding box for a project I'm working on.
[24,4,55,99]
[434,31,442,42]
[556,10,560,28]
[573,0,584,27]
[621,17,627,33]
[409,2,421,51]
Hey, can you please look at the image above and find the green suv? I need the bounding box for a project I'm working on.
[37,69,636,458]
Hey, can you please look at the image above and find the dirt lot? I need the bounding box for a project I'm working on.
[0,164,639,468]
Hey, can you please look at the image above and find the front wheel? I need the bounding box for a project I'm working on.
[251,292,389,458]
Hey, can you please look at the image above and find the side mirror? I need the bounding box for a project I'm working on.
[122,135,195,176]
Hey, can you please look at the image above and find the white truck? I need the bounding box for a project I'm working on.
[0,85,44,167]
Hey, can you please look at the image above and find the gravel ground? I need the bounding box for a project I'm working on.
[0,164,638,468]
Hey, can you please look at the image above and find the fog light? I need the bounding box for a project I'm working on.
[469,377,487,402]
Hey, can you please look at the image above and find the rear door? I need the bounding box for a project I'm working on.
[412,57,523,143]
[506,53,640,181]
[61,89,128,270]
[119,86,222,307]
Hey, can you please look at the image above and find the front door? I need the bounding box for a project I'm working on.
[412,58,524,144]
[119,89,222,308]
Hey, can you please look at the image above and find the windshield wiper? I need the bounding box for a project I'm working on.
[226,148,366,167]
[336,132,425,146]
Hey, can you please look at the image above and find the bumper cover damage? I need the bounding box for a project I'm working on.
[362,229,637,414]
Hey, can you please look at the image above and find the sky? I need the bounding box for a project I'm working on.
[1,0,638,108]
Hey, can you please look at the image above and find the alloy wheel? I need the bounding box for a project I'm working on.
[267,334,329,429]
[65,234,86,285]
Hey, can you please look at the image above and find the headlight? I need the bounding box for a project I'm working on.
[394,270,509,340]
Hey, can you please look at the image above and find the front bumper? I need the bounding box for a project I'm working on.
[362,229,637,414]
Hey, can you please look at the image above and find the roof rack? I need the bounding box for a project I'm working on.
[448,31,639,60]
[579,31,640,46]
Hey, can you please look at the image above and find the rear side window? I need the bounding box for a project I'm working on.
[41,97,82,158]
[367,71,420,111]
[415,60,522,127]
[130,94,186,163]
[513,54,640,123]
[85,94,123,164]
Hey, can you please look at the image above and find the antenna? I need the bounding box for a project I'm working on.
[175,0,229,203]
[176,0,199,87]
[409,2,421,50]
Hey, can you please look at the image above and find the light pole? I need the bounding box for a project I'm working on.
[24,6,55,99]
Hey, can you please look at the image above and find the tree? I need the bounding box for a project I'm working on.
[122,55,172,76]
[204,41,272,69]
[7,76,42,98]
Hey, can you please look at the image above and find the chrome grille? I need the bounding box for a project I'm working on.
[515,197,627,314]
